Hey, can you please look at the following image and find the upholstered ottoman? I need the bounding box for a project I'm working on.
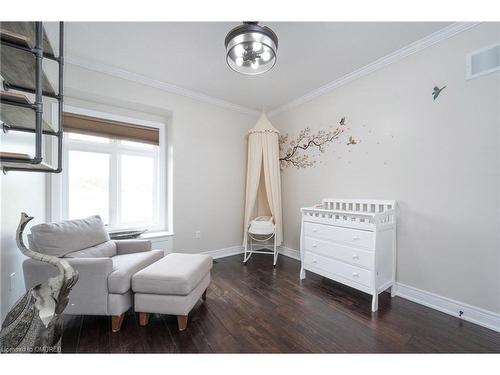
[132,253,212,331]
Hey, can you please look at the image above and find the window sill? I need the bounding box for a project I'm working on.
[140,230,174,240]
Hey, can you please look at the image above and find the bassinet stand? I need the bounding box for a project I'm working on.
[243,224,278,267]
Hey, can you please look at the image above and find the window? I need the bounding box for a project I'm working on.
[60,111,165,231]
[67,149,110,223]
[466,42,500,80]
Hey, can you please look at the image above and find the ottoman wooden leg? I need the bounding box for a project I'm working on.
[111,314,124,333]
[177,315,188,331]
[139,312,150,326]
[202,289,207,301]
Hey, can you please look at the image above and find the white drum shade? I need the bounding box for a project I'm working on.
[243,113,283,247]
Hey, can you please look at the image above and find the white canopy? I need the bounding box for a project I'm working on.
[243,113,283,246]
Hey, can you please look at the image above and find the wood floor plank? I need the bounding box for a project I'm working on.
[135,313,176,353]
[61,315,83,353]
[109,310,146,353]
[75,315,110,353]
[60,254,500,353]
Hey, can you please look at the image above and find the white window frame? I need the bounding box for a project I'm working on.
[50,104,167,233]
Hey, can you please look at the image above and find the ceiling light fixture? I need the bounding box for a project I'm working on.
[225,22,278,75]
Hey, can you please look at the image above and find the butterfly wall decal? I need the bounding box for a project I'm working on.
[347,136,357,145]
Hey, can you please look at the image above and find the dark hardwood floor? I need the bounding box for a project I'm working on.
[61,254,500,353]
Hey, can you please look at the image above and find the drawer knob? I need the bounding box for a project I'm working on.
[352,255,359,260]
[312,229,318,233]
[352,237,360,241]
[312,244,318,248]
[352,272,359,278]
[312,259,317,264]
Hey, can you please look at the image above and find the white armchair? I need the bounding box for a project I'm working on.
[22,216,163,332]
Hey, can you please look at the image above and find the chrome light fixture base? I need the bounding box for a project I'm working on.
[225,22,278,75]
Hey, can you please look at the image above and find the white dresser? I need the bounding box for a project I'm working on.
[300,198,397,312]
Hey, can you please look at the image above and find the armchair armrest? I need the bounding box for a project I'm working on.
[23,257,113,315]
[114,239,152,255]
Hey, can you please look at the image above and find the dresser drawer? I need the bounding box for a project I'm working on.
[303,222,374,249]
[303,236,373,269]
[304,252,372,287]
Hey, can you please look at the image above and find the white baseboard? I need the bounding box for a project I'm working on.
[394,282,500,333]
[200,245,300,261]
[201,246,244,260]
[279,246,301,260]
[275,246,500,333]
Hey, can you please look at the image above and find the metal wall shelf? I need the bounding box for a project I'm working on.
[0,160,56,172]
[1,44,56,95]
[1,91,55,132]
[0,22,55,56]
[0,21,64,174]
[0,151,31,160]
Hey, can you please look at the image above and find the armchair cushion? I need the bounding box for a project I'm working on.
[30,215,110,257]
[108,250,163,294]
[65,240,117,258]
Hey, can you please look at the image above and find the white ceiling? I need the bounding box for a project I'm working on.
[63,22,451,111]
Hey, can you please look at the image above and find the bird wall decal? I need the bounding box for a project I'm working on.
[432,85,447,100]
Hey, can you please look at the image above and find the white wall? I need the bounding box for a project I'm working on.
[0,133,47,321]
[271,23,500,314]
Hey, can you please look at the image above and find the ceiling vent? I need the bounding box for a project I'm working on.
[466,42,500,79]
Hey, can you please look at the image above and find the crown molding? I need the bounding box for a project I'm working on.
[268,22,481,117]
[65,55,260,117]
[65,22,480,118]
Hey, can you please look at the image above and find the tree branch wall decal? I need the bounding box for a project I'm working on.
[279,117,357,169]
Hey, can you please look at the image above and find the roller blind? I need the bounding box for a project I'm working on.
[63,113,159,145]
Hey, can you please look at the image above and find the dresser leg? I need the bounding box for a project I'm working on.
[300,268,306,280]
[371,293,379,312]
